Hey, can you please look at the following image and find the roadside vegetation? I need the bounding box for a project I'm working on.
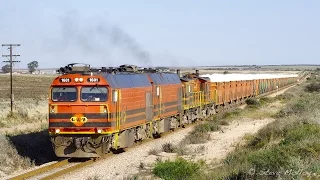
[0,74,56,178]
[148,96,280,180]
[207,74,320,180]
[146,73,317,180]
[0,135,34,177]
[0,74,54,129]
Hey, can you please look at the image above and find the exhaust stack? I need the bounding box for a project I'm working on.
[196,70,199,78]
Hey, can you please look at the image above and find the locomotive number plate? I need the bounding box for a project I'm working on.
[60,78,71,83]
[87,77,100,83]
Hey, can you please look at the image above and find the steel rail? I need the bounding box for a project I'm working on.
[10,158,70,180]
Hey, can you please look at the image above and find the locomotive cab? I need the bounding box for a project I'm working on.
[49,64,115,157]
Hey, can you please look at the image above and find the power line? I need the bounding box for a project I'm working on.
[2,44,21,114]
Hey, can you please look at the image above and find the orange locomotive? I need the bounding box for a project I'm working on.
[48,63,298,158]
[49,64,182,157]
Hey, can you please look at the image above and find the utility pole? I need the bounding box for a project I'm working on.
[2,44,21,114]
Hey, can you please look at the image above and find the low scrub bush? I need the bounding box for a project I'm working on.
[173,144,189,156]
[276,96,312,118]
[247,146,292,172]
[0,135,33,176]
[148,148,160,155]
[182,121,220,145]
[194,122,220,133]
[259,97,274,105]
[86,175,102,180]
[182,131,210,144]
[153,158,200,180]
[17,109,29,119]
[280,124,320,146]
[162,143,175,153]
[222,109,241,119]
[219,119,229,126]
[305,82,320,92]
[276,92,295,101]
[245,98,260,106]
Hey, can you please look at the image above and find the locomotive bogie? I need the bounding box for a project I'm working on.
[51,134,113,157]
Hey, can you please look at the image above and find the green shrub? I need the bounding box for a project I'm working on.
[181,122,219,145]
[222,109,241,119]
[280,124,320,145]
[245,98,260,106]
[276,98,310,118]
[153,158,200,180]
[305,82,320,92]
[276,92,295,101]
[219,119,229,126]
[247,147,292,173]
[247,136,267,149]
[259,97,273,105]
[194,122,220,133]
[183,131,210,144]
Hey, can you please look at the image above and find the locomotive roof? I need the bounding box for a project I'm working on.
[147,73,181,85]
[99,72,181,88]
[101,73,151,88]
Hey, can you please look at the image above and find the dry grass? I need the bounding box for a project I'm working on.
[148,148,161,156]
[0,74,54,129]
[0,74,56,100]
[0,74,52,129]
[0,100,48,129]
[0,75,55,178]
[0,135,34,177]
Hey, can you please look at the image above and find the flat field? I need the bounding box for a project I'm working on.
[0,74,56,130]
[0,74,56,100]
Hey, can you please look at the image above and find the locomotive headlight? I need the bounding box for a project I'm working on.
[97,129,102,134]
[50,105,57,113]
[55,129,60,134]
[79,77,83,82]
[74,78,79,82]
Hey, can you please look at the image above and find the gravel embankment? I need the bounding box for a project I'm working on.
[56,126,195,180]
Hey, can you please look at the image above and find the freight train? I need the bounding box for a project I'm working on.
[48,63,298,158]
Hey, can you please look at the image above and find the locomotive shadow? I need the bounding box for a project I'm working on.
[8,129,59,166]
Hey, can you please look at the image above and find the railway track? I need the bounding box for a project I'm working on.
[9,83,299,180]
[9,158,95,180]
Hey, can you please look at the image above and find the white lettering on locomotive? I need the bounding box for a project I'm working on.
[88,77,100,83]
[60,78,71,83]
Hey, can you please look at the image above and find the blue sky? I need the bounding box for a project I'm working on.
[0,0,319,68]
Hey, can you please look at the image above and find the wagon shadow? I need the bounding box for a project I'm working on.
[8,129,59,166]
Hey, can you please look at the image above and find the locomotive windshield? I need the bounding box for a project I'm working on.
[81,86,108,102]
[51,87,77,102]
